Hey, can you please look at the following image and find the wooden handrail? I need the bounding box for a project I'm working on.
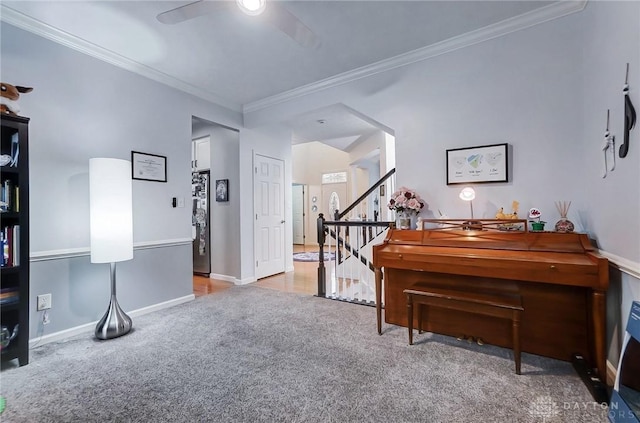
[337,168,395,220]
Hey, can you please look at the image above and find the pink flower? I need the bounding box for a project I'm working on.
[387,187,424,213]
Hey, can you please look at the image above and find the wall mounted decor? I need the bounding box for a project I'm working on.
[446,143,508,185]
[215,179,228,202]
[602,109,616,178]
[620,63,636,158]
[131,151,167,182]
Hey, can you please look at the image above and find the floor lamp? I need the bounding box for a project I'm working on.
[89,158,134,340]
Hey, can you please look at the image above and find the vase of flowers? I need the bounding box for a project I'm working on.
[388,186,425,230]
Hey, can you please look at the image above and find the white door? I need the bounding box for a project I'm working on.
[254,154,285,279]
[292,184,304,245]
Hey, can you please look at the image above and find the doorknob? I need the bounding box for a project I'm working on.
[281,220,285,223]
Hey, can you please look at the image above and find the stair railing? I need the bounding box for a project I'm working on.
[316,168,396,304]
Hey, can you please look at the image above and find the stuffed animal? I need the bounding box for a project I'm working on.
[495,201,520,219]
[0,82,33,116]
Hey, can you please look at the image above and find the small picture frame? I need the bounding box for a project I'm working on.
[131,151,167,182]
[446,143,509,185]
[215,179,229,202]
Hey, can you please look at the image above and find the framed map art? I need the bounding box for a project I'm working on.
[446,143,509,185]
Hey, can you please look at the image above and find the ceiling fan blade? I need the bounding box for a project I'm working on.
[157,0,230,25]
[264,2,319,49]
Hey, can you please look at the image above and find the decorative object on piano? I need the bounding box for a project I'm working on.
[602,109,616,178]
[619,63,636,159]
[495,201,521,230]
[528,207,545,231]
[554,201,574,233]
[495,201,520,220]
[388,187,424,230]
[446,143,509,185]
[458,187,475,218]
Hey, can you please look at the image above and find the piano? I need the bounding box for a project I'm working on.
[372,220,609,380]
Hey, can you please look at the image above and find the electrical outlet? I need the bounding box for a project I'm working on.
[37,293,52,311]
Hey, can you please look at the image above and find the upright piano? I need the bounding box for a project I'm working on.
[372,220,609,380]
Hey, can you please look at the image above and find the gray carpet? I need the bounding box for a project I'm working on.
[1,285,609,422]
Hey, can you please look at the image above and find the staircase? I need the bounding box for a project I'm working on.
[316,169,395,305]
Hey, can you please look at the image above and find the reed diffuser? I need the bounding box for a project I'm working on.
[554,201,575,233]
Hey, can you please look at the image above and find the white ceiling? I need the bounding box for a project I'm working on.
[2,0,563,145]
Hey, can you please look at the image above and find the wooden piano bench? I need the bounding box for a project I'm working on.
[403,285,524,375]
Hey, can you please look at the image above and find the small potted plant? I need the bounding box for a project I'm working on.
[528,208,545,231]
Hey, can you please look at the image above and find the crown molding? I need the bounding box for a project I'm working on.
[244,0,587,114]
[1,1,587,116]
[0,5,242,112]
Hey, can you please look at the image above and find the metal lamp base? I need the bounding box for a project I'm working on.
[95,262,132,340]
[95,295,132,340]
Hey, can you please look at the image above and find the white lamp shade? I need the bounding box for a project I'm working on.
[90,158,133,263]
[459,187,476,201]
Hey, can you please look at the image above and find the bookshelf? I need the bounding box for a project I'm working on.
[1,114,30,366]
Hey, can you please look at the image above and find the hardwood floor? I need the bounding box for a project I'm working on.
[193,245,318,297]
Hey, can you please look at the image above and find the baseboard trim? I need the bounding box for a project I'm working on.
[210,273,256,285]
[599,249,640,280]
[29,294,195,348]
[607,359,617,387]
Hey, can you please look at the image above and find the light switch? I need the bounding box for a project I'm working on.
[177,197,185,208]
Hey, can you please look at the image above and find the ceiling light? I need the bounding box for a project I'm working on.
[237,0,266,16]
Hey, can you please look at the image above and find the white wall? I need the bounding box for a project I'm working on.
[3,2,638,366]
[245,4,640,365]
[580,0,640,365]
[1,23,242,339]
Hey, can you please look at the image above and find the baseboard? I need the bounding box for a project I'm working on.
[210,273,256,285]
[29,294,195,348]
[607,359,617,387]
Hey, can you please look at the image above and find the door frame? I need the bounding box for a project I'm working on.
[292,183,305,245]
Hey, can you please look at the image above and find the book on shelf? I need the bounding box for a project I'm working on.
[0,288,19,305]
[11,132,19,167]
[0,225,19,267]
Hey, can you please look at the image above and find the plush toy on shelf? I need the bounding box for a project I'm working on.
[0,82,33,116]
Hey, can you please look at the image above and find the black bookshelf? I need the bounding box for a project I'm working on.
[1,114,30,366]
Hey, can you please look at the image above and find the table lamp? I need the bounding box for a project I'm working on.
[89,158,134,340]
[459,187,475,219]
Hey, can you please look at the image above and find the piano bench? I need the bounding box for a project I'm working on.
[403,286,524,375]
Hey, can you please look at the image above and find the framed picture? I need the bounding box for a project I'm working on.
[446,143,509,185]
[215,179,229,202]
[131,151,167,182]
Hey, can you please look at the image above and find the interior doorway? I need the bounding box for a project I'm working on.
[191,116,240,289]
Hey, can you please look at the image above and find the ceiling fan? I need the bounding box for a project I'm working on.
[157,0,319,49]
